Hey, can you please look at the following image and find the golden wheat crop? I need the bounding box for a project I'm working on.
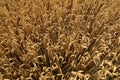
[0,0,120,80]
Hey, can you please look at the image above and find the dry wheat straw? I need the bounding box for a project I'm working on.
[0,0,120,80]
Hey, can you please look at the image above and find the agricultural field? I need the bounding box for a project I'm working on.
[0,0,120,80]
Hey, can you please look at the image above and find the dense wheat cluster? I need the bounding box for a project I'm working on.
[0,0,120,80]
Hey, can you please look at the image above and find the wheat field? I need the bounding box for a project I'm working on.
[0,0,120,80]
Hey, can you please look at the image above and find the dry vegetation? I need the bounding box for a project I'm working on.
[0,0,120,80]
